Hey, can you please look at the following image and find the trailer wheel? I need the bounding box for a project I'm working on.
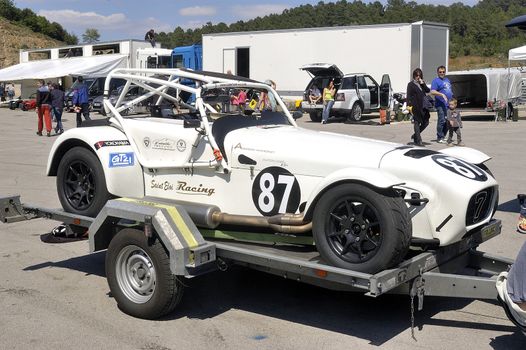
[309,111,321,122]
[106,228,184,319]
[312,183,411,273]
[57,147,111,217]
[348,103,362,122]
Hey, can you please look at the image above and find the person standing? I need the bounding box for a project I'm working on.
[7,82,15,100]
[321,79,336,124]
[50,83,65,134]
[72,76,91,127]
[446,98,464,146]
[35,80,52,137]
[406,68,430,146]
[431,65,453,144]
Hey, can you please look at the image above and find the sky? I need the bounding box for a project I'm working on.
[15,0,479,42]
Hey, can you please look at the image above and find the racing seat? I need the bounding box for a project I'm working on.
[211,111,289,161]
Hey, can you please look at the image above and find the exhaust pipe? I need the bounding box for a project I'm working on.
[144,197,312,233]
[212,212,312,234]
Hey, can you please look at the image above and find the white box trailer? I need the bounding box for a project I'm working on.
[203,21,449,99]
[447,68,523,118]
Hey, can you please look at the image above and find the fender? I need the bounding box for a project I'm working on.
[439,147,491,165]
[47,126,144,198]
[304,167,404,215]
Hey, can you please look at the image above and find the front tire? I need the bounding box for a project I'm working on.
[106,228,184,319]
[57,146,111,217]
[312,183,411,273]
[348,103,362,122]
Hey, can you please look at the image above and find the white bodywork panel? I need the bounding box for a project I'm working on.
[47,68,498,248]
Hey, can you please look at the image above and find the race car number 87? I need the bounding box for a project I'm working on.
[252,167,301,216]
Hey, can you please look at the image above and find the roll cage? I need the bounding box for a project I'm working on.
[102,68,297,174]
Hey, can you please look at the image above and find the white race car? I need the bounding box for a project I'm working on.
[47,68,498,273]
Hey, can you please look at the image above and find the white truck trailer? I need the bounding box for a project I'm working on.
[202,21,449,99]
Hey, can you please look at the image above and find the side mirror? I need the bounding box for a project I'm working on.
[292,111,303,120]
[184,119,201,128]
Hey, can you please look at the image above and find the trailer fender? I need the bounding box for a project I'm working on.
[47,127,144,198]
[304,167,404,217]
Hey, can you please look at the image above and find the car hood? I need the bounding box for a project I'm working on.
[224,125,399,175]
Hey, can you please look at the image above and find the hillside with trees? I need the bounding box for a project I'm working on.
[0,0,77,44]
[0,17,64,68]
[0,0,78,68]
[157,0,526,69]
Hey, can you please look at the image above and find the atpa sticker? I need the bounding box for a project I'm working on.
[252,166,301,216]
[109,152,134,168]
[431,155,487,181]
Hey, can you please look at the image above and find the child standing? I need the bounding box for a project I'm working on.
[446,98,464,146]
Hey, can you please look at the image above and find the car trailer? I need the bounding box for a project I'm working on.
[0,195,513,334]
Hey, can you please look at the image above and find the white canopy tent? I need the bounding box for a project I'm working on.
[0,54,127,82]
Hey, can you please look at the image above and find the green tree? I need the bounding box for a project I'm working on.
[82,28,100,43]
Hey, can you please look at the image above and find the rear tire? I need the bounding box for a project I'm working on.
[106,228,184,319]
[309,111,321,122]
[57,146,111,217]
[348,103,362,122]
[312,183,411,273]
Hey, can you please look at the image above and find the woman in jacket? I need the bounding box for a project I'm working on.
[406,68,430,146]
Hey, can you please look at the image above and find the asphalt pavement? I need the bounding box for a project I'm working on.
[0,106,525,349]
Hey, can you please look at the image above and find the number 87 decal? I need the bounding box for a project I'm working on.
[252,167,301,216]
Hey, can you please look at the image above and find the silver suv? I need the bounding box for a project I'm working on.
[300,63,391,122]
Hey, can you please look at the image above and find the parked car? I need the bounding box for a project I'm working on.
[93,85,147,116]
[300,63,391,122]
[64,77,106,111]
[47,68,499,275]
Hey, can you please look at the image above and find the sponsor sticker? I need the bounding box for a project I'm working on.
[152,138,176,151]
[109,152,134,168]
[176,181,215,196]
[143,137,150,148]
[94,140,130,150]
[177,139,187,152]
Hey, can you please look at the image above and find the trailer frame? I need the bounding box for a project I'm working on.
[0,195,512,320]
